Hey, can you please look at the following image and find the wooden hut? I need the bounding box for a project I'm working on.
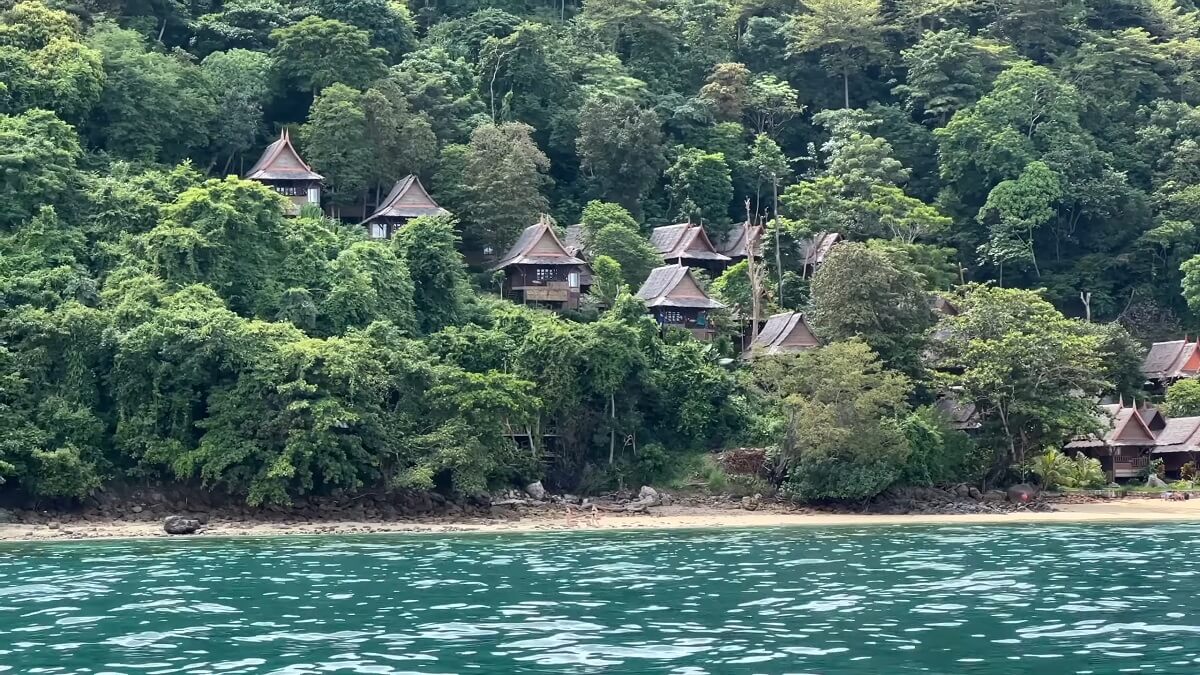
[1142,338,1200,389]
[635,264,724,340]
[649,224,731,271]
[490,218,591,310]
[361,175,449,239]
[1067,402,1159,480]
[742,311,818,359]
[244,129,322,216]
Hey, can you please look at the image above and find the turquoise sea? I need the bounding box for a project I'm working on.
[1,524,1199,674]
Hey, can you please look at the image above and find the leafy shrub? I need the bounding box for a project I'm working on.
[1030,449,1106,490]
[1138,457,1165,481]
[1066,452,1106,489]
[1182,461,1197,482]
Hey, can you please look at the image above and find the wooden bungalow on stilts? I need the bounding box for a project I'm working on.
[244,129,323,216]
[490,217,591,311]
[360,175,449,240]
[649,224,731,272]
[1066,401,1159,481]
[635,264,725,341]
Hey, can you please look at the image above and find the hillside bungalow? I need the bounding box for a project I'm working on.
[650,224,730,271]
[635,264,725,341]
[715,223,764,263]
[244,129,322,216]
[1066,402,1158,480]
[742,311,818,359]
[490,218,591,310]
[1142,338,1200,388]
[361,175,449,239]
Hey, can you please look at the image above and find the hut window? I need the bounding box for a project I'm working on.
[306,187,321,204]
[661,310,684,324]
[568,272,580,288]
[535,267,555,281]
[275,185,305,197]
[369,223,387,239]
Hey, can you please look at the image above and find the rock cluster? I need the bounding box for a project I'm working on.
[871,484,1054,515]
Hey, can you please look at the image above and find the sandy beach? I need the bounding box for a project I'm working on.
[1,498,1198,541]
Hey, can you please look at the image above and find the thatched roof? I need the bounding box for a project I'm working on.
[635,264,725,309]
[362,176,448,225]
[245,129,323,182]
[490,219,587,271]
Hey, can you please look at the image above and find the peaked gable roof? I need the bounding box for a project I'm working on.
[635,264,725,309]
[1068,402,1157,449]
[800,231,842,267]
[562,224,586,257]
[490,218,587,270]
[1109,405,1157,445]
[650,224,731,263]
[745,311,819,357]
[1143,339,1200,381]
[1152,415,1200,453]
[245,129,323,182]
[715,223,764,259]
[362,175,449,225]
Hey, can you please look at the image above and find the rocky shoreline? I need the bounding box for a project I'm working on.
[0,481,1062,538]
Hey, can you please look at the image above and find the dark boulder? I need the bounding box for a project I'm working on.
[163,515,201,535]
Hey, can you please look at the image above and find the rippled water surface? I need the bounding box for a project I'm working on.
[2,524,1200,673]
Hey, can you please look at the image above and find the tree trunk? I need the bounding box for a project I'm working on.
[843,66,850,109]
[608,392,616,465]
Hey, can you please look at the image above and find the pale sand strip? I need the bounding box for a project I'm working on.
[1,499,1199,542]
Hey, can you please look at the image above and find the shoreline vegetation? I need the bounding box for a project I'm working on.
[7,0,1200,518]
[4,496,1200,543]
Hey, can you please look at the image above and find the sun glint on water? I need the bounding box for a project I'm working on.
[2,525,1199,674]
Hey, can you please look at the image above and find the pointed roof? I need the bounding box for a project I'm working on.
[799,231,842,267]
[562,224,587,257]
[650,224,731,263]
[1142,339,1200,381]
[362,175,449,225]
[635,264,725,310]
[744,311,819,358]
[490,217,587,270]
[1152,415,1200,453]
[715,223,764,259]
[1140,403,1168,432]
[1067,402,1157,449]
[245,128,323,182]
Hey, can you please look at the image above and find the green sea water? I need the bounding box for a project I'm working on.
[1,524,1199,674]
